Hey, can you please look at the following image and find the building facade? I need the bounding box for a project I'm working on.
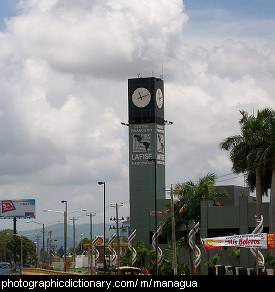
[200,185,270,274]
[128,77,166,248]
[125,77,270,273]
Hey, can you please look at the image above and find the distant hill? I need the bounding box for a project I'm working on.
[18,222,116,249]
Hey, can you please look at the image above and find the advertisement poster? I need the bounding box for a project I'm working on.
[0,199,35,218]
[201,233,275,251]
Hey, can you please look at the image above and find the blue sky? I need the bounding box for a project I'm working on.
[0,0,18,29]
[182,0,275,42]
[184,0,275,18]
[1,0,273,40]
[1,0,274,26]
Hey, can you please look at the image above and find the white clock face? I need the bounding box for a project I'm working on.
[132,87,151,108]
[156,88,163,108]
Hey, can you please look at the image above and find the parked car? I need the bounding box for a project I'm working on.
[115,266,142,275]
[0,262,11,275]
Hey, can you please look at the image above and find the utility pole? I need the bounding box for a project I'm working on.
[47,231,52,268]
[170,184,177,275]
[148,158,158,275]
[98,181,106,274]
[42,224,45,262]
[61,200,68,272]
[13,217,17,270]
[87,212,96,274]
[70,217,77,272]
[34,234,41,264]
[110,203,123,268]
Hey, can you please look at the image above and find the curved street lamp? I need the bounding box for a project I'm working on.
[43,204,87,272]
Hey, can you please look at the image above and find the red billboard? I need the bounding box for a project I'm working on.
[0,199,35,218]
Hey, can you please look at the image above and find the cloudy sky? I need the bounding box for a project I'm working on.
[0,0,274,231]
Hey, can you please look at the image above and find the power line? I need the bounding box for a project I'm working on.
[216,174,245,183]
[216,172,236,179]
[166,172,246,187]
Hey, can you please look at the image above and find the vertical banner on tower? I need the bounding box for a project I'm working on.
[267,233,275,249]
[156,124,165,165]
[130,124,165,166]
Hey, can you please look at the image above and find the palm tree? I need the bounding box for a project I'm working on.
[161,173,227,273]
[220,108,275,230]
[220,110,262,215]
[245,169,272,198]
[161,173,227,238]
[220,110,265,217]
[254,108,275,235]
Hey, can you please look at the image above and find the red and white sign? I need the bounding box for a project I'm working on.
[267,233,275,249]
[0,199,35,218]
[96,236,104,246]
[2,200,16,213]
[151,211,165,216]
[201,232,275,251]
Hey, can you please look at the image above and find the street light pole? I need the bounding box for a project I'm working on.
[26,221,45,263]
[153,159,158,275]
[170,184,177,275]
[148,158,158,275]
[43,207,86,272]
[110,203,123,268]
[61,200,67,272]
[11,232,34,272]
[70,217,77,272]
[98,181,106,274]
[87,212,96,274]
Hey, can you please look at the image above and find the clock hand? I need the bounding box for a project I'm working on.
[140,94,149,98]
[138,93,149,100]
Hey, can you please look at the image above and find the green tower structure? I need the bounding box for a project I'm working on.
[128,77,166,248]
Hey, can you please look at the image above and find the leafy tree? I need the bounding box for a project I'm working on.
[220,108,275,220]
[159,237,190,275]
[120,241,150,269]
[74,237,91,255]
[264,251,275,269]
[220,108,275,256]
[0,230,15,262]
[255,109,275,236]
[134,241,149,268]
[229,246,240,261]
[120,246,131,267]
[162,173,227,238]
[205,253,220,267]
[0,229,37,265]
[161,174,227,274]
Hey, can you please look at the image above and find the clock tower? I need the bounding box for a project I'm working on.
[128,77,166,248]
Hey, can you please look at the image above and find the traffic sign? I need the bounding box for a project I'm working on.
[57,246,64,258]
[64,260,72,269]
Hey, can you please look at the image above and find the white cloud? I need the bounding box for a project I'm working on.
[0,0,274,227]
[5,0,187,78]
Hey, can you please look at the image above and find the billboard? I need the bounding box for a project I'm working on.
[0,199,35,218]
[201,232,275,251]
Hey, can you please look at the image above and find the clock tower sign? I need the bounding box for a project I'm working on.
[128,77,166,247]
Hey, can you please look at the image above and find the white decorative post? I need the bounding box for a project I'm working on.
[108,234,117,267]
[128,230,137,266]
[152,226,164,269]
[250,215,265,274]
[188,222,201,274]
